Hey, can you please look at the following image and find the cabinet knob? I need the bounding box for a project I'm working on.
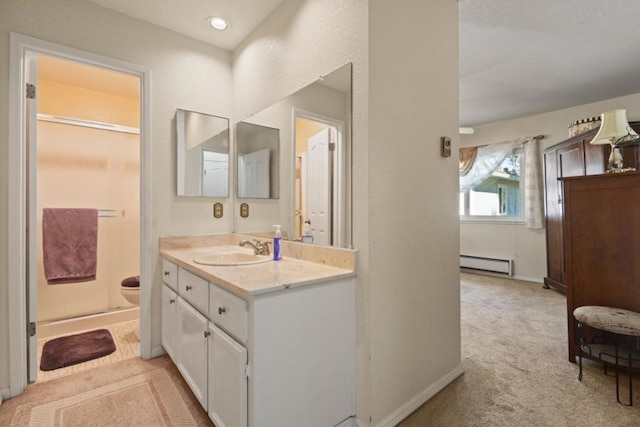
[186,285,192,291]
[169,298,175,304]
[558,198,562,204]
[204,331,211,338]
[218,307,226,315]
[164,271,170,276]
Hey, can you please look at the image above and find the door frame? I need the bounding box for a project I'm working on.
[292,109,346,247]
[8,32,152,397]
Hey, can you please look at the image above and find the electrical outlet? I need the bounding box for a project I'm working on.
[240,203,249,218]
[213,203,223,218]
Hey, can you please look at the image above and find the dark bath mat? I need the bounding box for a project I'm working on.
[40,329,116,371]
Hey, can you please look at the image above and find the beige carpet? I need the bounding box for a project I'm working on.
[0,355,212,426]
[399,273,640,426]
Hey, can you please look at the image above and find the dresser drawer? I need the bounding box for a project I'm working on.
[209,285,248,343]
[178,268,209,315]
[162,259,178,291]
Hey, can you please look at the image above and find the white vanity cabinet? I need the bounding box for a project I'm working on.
[161,257,355,427]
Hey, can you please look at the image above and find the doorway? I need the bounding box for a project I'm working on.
[34,54,141,382]
[293,110,346,247]
[8,33,152,395]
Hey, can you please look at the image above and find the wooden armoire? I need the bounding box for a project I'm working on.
[543,122,640,362]
[543,122,640,293]
[561,172,640,362]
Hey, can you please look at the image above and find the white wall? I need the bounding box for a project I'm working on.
[232,0,373,421]
[368,0,461,424]
[235,2,461,423]
[0,0,233,392]
[460,92,640,281]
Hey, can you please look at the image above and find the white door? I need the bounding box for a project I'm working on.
[177,298,209,409]
[202,151,228,197]
[306,129,332,246]
[238,148,270,198]
[161,285,178,362]
[26,53,39,383]
[208,322,248,427]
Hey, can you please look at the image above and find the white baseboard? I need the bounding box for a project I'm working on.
[375,364,464,427]
[335,416,366,427]
[462,269,543,284]
[150,345,167,359]
[1,387,10,404]
[513,275,543,284]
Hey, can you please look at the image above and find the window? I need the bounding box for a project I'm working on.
[460,149,524,221]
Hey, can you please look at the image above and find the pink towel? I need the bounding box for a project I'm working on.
[42,208,98,285]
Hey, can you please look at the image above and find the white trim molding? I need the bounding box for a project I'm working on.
[376,364,464,427]
[8,32,152,397]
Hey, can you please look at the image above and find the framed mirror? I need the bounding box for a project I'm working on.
[234,63,352,248]
[236,122,280,199]
[176,109,230,197]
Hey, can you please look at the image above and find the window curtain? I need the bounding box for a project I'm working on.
[459,139,524,191]
[524,138,544,229]
[459,147,478,176]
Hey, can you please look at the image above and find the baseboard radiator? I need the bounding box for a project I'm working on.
[460,255,514,276]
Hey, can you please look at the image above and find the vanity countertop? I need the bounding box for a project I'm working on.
[160,234,357,297]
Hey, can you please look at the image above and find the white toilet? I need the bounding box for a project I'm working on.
[120,275,140,306]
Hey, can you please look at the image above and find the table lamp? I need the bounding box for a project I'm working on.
[589,109,639,173]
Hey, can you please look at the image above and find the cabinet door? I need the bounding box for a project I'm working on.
[177,298,209,410]
[161,285,178,362]
[208,322,248,427]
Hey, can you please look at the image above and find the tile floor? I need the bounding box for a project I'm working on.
[36,319,139,383]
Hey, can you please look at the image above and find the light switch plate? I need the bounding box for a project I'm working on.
[441,136,451,157]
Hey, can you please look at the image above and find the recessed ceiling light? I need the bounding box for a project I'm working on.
[208,16,230,31]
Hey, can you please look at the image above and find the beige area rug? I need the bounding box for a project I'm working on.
[0,356,212,427]
[399,273,640,427]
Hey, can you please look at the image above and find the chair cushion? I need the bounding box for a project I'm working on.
[573,306,640,336]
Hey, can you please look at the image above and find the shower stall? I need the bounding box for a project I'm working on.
[35,56,140,336]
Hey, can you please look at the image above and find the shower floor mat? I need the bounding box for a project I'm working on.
[40,329,116,371]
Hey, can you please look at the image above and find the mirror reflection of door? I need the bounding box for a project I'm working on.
[238,148,270,198]
[202,150,229,197]
[295,115,342,246]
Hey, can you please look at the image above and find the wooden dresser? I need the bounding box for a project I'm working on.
[543,123,640,293]
[561,172,640,362]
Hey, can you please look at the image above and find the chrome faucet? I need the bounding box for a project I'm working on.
[239,239,271,256]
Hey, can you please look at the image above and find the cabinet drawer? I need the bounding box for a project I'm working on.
[162,259,178,291]
[179,268,209,315]
[209,285,248,343]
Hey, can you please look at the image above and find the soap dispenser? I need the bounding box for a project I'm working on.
[273,225,283,261]
[302,219,314,244]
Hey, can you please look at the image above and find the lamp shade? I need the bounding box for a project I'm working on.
[590,109,639,145]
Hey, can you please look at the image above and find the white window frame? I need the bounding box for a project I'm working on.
[460,148,525,224]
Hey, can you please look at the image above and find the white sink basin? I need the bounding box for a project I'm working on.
[193,251,272,266]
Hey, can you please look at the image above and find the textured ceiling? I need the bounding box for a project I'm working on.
[88,0,640,127]
[459,0,640,126]
[89,0,282,51]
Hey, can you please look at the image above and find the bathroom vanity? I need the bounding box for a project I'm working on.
[160,234,356,427]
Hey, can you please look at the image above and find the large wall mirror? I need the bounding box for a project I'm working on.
[234,63,352,248]
[176,109,230,197]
